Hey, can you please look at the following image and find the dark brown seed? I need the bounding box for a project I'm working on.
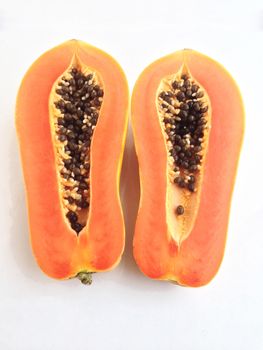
[181,74,188,80]
[191,84,199,93]
[180,127,189,135]
[72,222,83,233]
[172,81,179,90]
[67,124,74,130]
[195,154,202,162]
[185,150,192,158]
[77,109,84,117]
[58,126,67,135]
[79,182,88,190]
[90,90,97,98]
[64,158,72,165]
[68,142,77,151]
[64,114,72,122]
[176,91,185,101]
[180,103,189,110]
[193,102,200,111]
[66,210,78,223]
[65,102,74,111]
[174,145,181,152]
[176,205,184,215]
[196,91,204,98]
[80,199,89,208]
[59,134,67,142]
[179,139,186,147]
[163,95,172,104]
[77,78,84,87]
[182,161,189,169]
[188,115,195,123]
[62,86,70,93]
[189,175,195,183]
[189,125,196,133]
[56,89,64,95]
[94,98,102,107]
[194,145,202,152]
[174,135,181,143]
[186,89,192,97]
[179,110,188,118]
[197,117,206,125]
[179,152,185,159]
[188,183,195,192]
[57,117,65,125]
[176,158,182,166]
[97,89,104,97]
[189,164,197,171]
[73,167,81,175]
[75,174,84,181]
[200,106,208,113]
[184,79,191,88]
[78,134,85,141]
[67,131,76,139]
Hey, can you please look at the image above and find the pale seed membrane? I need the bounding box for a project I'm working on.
[50,66,104,234]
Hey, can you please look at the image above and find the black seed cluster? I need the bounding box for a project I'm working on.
[159,74,208,193]
[54,67,103,233]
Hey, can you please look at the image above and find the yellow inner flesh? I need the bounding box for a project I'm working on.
[156,65,211,246]
[48,55,103,232]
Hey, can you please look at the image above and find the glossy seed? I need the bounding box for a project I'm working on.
[176,205,184,215]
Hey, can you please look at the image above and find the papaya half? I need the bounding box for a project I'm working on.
[16,40,129,284]
[131,50,244,287]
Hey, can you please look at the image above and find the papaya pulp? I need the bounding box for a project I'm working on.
[131,49,244,287]
[16,40,129,283]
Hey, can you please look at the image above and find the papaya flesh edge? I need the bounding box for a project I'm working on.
[131,49,244,287]
[16,40,129,282]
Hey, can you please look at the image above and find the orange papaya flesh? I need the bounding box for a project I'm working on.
[16,40,129,283]
[131,50,244,287]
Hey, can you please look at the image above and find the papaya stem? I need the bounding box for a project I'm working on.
[77,272,92,285]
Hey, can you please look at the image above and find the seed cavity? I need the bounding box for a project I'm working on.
[156,66,211,245]
[50,65,104,234]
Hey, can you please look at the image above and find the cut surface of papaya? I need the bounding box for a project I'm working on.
[16,40,129,283]
[131,50,244,287]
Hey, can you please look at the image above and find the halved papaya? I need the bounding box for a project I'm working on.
[16,40,129,284]
[131,50,244,287]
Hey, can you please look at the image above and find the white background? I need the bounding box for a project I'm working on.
[0,0,262,349]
